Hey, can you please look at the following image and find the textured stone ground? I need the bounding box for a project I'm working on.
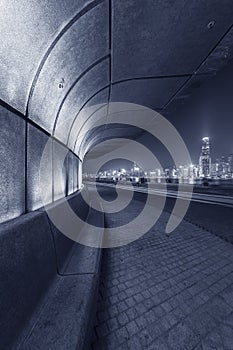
[91,209,233,350]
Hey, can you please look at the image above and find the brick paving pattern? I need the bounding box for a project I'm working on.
[92,210,233,350]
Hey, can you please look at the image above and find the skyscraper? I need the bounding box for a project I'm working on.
[199,137,211,177]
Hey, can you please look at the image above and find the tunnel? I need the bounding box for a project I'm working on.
[1,1,233,349]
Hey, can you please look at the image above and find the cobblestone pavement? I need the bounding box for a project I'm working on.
[91,207,233,350]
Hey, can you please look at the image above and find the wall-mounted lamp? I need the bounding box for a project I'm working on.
[58,78,65,89]
[207,20,215,29]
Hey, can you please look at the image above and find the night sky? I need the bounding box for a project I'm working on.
[112,59,233,170]
[99,159,134,172]
[168,59,233,164]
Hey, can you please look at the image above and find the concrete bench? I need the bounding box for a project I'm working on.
[0,189,104,350]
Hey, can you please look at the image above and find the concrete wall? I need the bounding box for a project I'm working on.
[0,102,80,224]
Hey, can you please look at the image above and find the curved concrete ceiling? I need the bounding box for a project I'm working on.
[1,0,233,160]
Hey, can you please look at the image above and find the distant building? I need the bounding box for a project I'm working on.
[228,154,233,175]
[188,164,199,178]
[177,165,189,179]
[149,169,162,178]
[210,163,218,177]
[171,167,177,178]
[216,156,229,178]
[199,137,211,177]
[164,168,170,178]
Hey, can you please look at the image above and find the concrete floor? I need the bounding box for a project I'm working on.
[92,209,233,350]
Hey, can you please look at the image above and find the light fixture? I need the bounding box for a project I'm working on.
[58,78,65,89]
[207,20,215,29]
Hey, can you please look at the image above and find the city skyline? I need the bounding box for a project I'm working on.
[94,136,233,180]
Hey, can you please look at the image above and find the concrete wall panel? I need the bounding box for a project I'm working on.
[0,105,25,223]
[0,0,91,112]
[54,58,109,145]
[27,125,52,211]
[29,2,109,134]
[69,87,109,152]
[112,0,233,81]
[53,140,68,201]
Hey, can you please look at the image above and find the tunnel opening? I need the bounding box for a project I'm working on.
[1,0,233,349]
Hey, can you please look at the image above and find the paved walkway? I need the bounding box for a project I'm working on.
[91,209,233,350]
